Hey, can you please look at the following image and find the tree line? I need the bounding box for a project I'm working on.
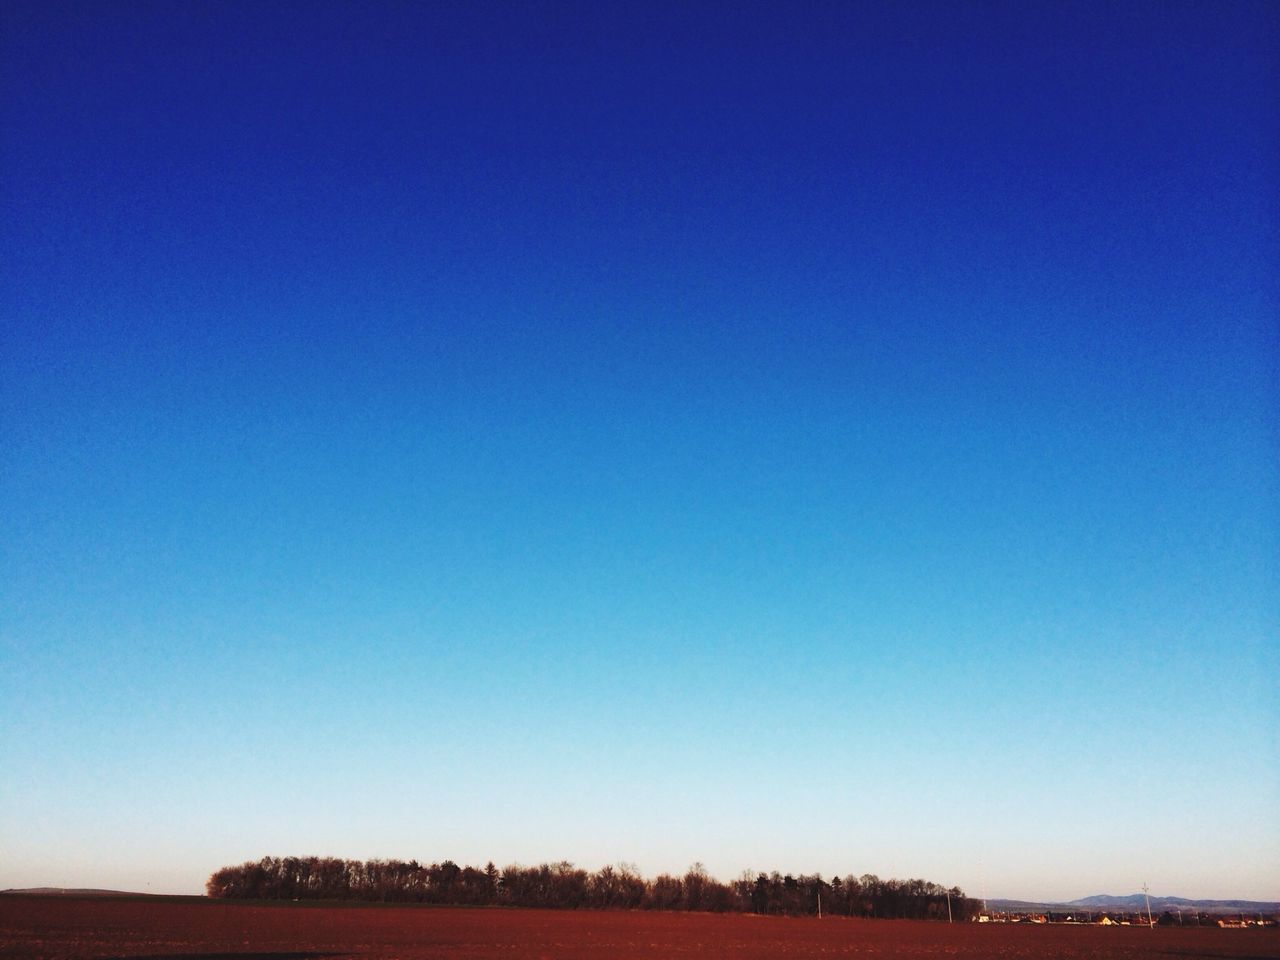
[206,856,979,920]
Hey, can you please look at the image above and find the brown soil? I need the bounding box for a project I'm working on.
[1,896,1276,960]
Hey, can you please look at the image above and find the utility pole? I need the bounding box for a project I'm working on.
[817,889,822,919]
[946,890,953,923]
[1142,883,1154,929]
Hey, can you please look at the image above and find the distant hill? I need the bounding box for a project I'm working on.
[1069,893,1277,914]
[988,894,1278,915]
[0,888,147,897]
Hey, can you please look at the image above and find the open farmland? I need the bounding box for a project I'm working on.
[2,896,1277,960]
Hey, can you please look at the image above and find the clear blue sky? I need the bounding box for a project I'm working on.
[2,0,1276,902]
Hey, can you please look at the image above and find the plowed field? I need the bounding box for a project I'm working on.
[1,896,1276,960]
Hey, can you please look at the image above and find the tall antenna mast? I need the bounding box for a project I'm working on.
[978,858,987,919]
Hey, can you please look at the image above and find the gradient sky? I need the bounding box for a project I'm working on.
[2,1,1276,902]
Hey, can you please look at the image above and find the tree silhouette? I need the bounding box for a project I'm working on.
[205,855,978,919]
